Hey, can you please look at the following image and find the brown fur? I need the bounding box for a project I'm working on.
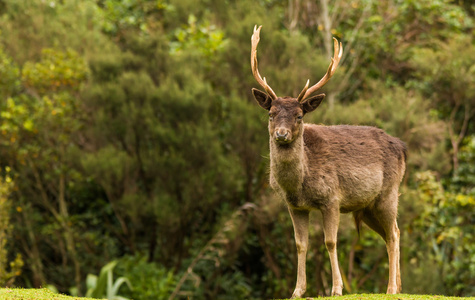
[252,92,406,298]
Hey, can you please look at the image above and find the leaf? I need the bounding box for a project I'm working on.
[90,260,118,298]
[85,274,97,297]
[23,119,34,131]
[111,276,133,296]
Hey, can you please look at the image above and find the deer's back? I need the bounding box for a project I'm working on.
[302,124,406,211]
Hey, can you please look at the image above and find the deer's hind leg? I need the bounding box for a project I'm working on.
[362,191,401,294]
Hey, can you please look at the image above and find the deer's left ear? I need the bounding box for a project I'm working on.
[301,94,325,114]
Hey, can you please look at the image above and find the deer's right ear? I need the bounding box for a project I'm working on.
[252,88,272,110]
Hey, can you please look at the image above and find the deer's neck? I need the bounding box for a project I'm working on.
[269,130,308,194]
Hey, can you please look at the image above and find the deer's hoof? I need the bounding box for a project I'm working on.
[291,288,306,299]
[331,286,342,296]
[387,286,398,294]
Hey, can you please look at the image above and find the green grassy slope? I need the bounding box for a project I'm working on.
[0,288,104,300]
[1,289,474,300]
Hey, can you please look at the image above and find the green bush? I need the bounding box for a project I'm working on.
[114,255,176,300]
[0,168,23,287]
[407,171,475,296]
[85,260,132,300]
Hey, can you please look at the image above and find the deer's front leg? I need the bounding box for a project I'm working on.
[321,206,343,296]
[288,207,309,299]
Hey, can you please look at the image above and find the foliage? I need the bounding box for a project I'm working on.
[451,136,475,194]
[169,204,255,299]
[113,255,176,300]
[0,45,96,291]
[85,261,132,300]
[22,48,88,94]
[410,35,475,174]
[0,0,474,298]
[0,49,20,98]
[95,0,165,36]
[408,171,475,296]
[170,14,228,57]
[0,168,23,287]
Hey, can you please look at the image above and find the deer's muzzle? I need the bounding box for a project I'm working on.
[275,128,291,144]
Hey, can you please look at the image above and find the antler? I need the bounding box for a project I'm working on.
[251,25,277,100]
[297,37,343,102]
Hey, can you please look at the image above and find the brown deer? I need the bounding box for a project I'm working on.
[250,25,406,298]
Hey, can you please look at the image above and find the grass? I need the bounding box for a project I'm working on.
[1,289,474,300]
[0,288,104,300]
[287,294,475,300]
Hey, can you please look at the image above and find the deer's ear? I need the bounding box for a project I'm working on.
[252,88,272,110]
[301,94,325,114]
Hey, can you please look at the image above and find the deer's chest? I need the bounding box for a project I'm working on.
[270,167,332,210]
[270,159,304,193]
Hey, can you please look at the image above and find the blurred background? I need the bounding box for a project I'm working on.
[0,0,474,299]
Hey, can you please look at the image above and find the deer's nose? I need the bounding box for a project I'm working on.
[275,129,290,142]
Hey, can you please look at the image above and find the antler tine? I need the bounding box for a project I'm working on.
[297,79,310,102]
[299,37,343,102]
[251,25,277,100]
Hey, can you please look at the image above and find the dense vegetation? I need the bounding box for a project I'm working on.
[0,0,473,299]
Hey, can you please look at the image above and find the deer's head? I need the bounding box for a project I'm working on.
[250,25,342,145]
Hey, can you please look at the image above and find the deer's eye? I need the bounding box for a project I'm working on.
[296,115,303,120]
[269,113,274,120]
